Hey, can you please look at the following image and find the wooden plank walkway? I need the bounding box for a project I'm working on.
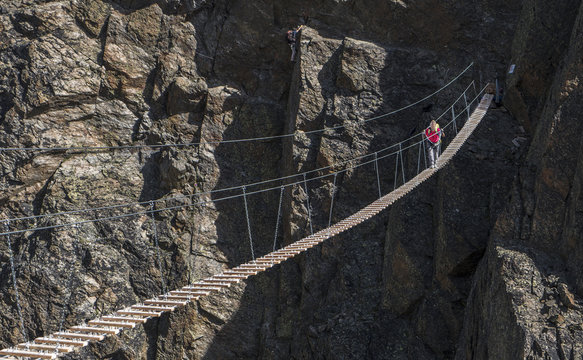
[0,94,492,359]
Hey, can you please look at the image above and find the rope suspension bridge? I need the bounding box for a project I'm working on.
[0,62,493,358]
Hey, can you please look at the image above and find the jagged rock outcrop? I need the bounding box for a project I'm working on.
[457,0,583,359]
[1,0,582,359]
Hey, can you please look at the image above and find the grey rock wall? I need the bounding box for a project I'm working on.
[457,0,583,359]
[3,0,580,359]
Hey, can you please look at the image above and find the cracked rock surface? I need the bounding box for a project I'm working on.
[1,0,582,359]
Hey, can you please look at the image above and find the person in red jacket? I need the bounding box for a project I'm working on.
[425,120,444,169]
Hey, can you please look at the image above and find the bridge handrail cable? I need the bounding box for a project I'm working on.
[0,83,487,237]
[0,64,473,153]
[2,80,477,226]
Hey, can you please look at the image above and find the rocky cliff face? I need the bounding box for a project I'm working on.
[457,0,583,359]
[0,0,581,359]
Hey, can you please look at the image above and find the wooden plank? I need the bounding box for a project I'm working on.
[116,310,162,317]
[236,264,271,269]
[0,349,56,359]
[181,286,215,292]
[17,344,73,353]
[36,337,88,347]
[132,305,175,312]
[102,316,147,324]
[144,299,187,306]
[170,290,208,296]
[239,262,271,267]
[88,320,135,329]
[214,274,249,279]
[184,284,221,290]
[158,294,191,300]
[270,252,296,256]
[71,326,121,335]
[236,265,270,270]
[207,278,240,283]
[225,270,258,276]
[278,249,301,254]
[54,332,104,341]
[155,295,193,301]
[253,259,280,264]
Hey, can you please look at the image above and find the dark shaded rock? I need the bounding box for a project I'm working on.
[166,76,208,115]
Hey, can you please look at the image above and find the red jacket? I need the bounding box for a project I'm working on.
[425,127,442,144]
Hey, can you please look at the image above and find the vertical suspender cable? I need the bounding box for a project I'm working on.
[439,130,443,157]
[394,149,399,190]
[242,186,255,260]
[189,183,200,284]
[303,173,314,235]
[4,220,28,345]
[374,152,382,198]
[452,106,458,136]
[464,91,470,120]
[417,140,422,174]
[327,173,338,237]
[422,135,428,170]
[399,143,406,185]
[149,201,168,298]
[272,185,285,252]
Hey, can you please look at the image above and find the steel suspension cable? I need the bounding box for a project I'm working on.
[302,62,475,133]
[4,80,478,227]
[0,64,473,153]
[0,84,488,238]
